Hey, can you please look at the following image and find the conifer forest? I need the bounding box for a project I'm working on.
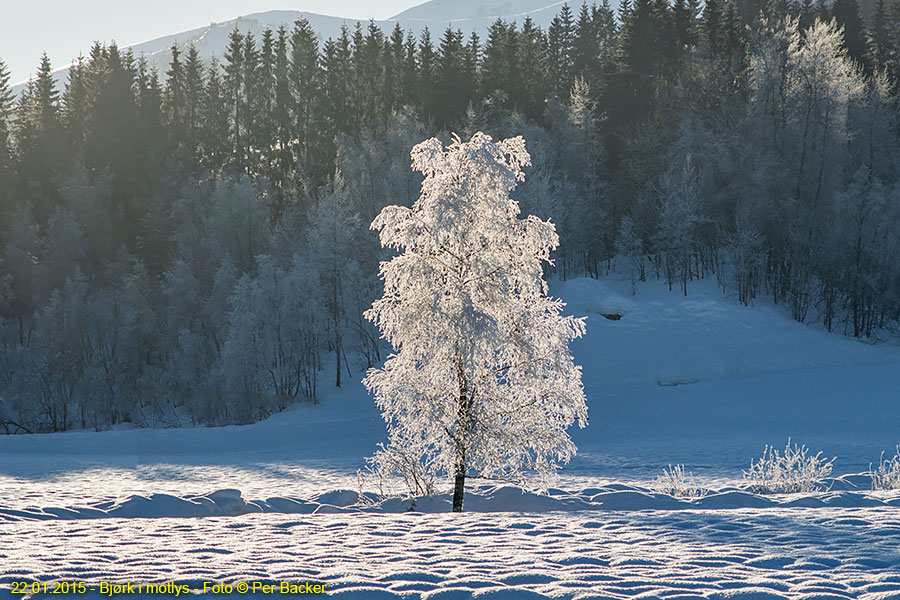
[1,0,899,433]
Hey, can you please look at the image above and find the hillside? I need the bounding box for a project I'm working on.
[12,0,571,94]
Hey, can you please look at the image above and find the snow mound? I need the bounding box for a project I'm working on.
[4,480,900,521]
[557,278,637,319]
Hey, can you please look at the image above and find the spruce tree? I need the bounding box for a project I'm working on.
[385,24,406,115]
[62,56,90,160]
[223,26,245,167]
[832,0,868,66]
[435,27,467,127]
[17,53,65,208]
[183,44,205,165]
[418,28,436,118]
[0,58,14,215]
[548,5,576,100]
[165,43,186,151]
[273,26,292,179]
[202,57,229,170]
[702,0,725,57]
[867,0,898,79]
[519,17,548,120]
[241,31,260,173]
[289,18,320,167]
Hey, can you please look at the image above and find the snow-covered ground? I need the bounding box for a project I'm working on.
[3,275,900,598]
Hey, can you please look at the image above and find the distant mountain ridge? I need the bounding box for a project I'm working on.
[12,0,575,95]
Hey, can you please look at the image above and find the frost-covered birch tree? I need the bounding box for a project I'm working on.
[364,132,588,512]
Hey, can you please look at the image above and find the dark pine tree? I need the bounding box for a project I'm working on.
[165,44,186,154]
[799,0,818,32]
[435,27,468,127]
[273,26,293,183]
[183,43,205,167]
[62,56,90,161]
[257,28,277,177]
[573,2,601,85]
[518,17,548,121]
[290,18,321,172]
[831,0,868,68]
[240,31,261,174]
[223,26,245,170]
[418,27,436,119]
[482,19,511,101]
[702,0,725,57]
[17,53,66,218]
[867,0,898,78]
[385,24,406,116]
[202,57,230,171]
[0,58,15,216]
[548,5,576,100]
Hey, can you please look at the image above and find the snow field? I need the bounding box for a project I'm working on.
[3,508,900,599]
[3,275,900,598]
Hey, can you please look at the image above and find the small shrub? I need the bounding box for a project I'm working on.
[871,446,900,491]
[743,439,834,494]
[654,464,708,499]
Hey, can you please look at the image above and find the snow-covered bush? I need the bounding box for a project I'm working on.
[870,446,900,491]
[743,440,835,494]
[654,464,707,499]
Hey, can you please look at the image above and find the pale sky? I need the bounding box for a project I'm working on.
[2,1,423,85]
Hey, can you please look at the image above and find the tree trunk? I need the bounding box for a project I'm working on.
[452,355,468,512]
[452,464,465,512]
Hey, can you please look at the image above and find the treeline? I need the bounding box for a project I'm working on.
[0,0,899,432]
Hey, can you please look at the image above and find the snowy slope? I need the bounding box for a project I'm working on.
[390,0,567,22]
[11,1,573,95]
[2,274,899,510]
[3,274,900,597]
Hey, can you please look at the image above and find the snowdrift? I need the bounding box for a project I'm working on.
[3,478,899,522]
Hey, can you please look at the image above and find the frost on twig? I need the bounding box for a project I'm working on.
[870,445,900,491]
[654,464,708,499]
[743,439,834,494]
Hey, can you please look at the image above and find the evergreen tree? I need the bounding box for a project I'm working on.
[183,43,205,165]
[867,0,898,79]
[702,0,725,56]
[595,0,620,68]
[435,27,468,126]
[385,24,406,115]
[573,2,601,84]
[272,26,293,182]
[241,31,261,173]
[17,53,65,211]
[0,58,14,215]
[674,0,698,51]
[223,26,245,168]
[257,28,277,177]
[651,0,677,71]
[358,21,386,128]
[518,17,548,120]
[134,56,165,168]
[402,32,419,109]
[202,57,229,170]
[62,56,90,161]
[831,0,867,66]
[481,19,512,100]
[165,43,186,145]
[418,28,436,118]
[548,5,576,99]
[289,18,321,170]
[799,0,817,32]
